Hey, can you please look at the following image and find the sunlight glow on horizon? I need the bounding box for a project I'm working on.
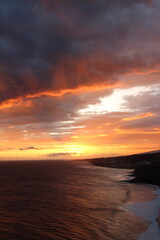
[0,82,159,160]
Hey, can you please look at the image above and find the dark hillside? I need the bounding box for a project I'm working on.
[89,151,160,186]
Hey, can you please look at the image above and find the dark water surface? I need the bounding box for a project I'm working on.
[0,160,149,240]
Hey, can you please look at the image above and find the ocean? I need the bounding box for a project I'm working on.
[0,160,152,240]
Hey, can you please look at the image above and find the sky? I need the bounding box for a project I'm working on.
[0,0,159,160]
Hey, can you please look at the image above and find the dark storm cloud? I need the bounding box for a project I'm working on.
[0,0,159,103]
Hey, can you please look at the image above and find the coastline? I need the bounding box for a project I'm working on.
[124,185,160,240]
[103,166,160,240]
[109,169,160,239]
[84,159,160,240]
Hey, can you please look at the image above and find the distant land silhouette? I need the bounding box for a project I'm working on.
[88,150,160,186]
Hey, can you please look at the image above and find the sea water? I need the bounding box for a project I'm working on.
[0,160,153,240]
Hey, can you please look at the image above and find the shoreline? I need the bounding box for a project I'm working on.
[106,167,160,239]
[88,151,160,187]
[84,161,160,240]
[108,167,160,240]
[124,185,160,240]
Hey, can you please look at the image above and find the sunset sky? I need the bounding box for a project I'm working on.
[0,0,159,160]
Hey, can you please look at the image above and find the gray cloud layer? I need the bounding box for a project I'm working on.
[0,0,159,103]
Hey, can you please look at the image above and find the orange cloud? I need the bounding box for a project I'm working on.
[122,112,156,121]
[125,64,160,75]
[0,82,122,110]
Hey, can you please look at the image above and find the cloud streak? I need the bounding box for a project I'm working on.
[46,152,76,158]
[19,146,44,151]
